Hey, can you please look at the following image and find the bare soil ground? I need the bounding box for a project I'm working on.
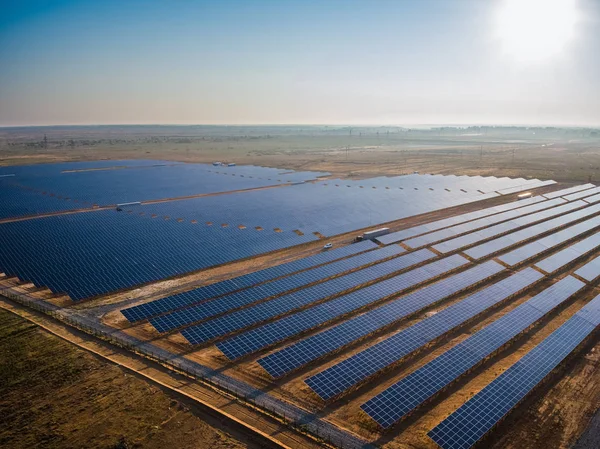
[0,308,263,449]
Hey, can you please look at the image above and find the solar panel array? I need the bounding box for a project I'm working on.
[562,186,600,201]
[150,244,404,333]
[543,184,595,199]
[433,200,586,254]
[376,195,546,245]
[574,254,600,282]
[121,240,378,322]
[0,210,317,300]
[1,162,330,216]
[533,230,600,273]
[361,276,585,428]
[304,268,543,401]
[217,254,469,360]
[583,193,600,204]
[1,161,562,301]
[428,294,600,449]
[403,198,566,249]
[180,249,437,344]
[462,202,600,259]
[498,215,600,266]
[125,175,548,240]
[257,260,505,378]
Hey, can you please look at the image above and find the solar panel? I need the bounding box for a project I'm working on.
[304,268,543,401]
[543,184,595,199]
[562,186,600,202]
[463,202,600,260]
[499,216,600,267]
[150,244,405,333]
[433,200,586,254]
[121,239,378,322]
[180,249,437,345]
[377,196,547,245]
[360,276,584,428]
[428,294,600,449]
[258,260,504,378]
[217,254,469,360]
[535,230,600,273]
[583,193,600,204]
[495,179,556,195]
[574,254,600,282]
[403,198,565,249]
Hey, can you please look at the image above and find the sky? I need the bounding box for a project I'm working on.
[0,0,599,127]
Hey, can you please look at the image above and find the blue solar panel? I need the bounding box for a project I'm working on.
[217,254,469,360]
[535,230,600,273]
[377,196,547,245]
[0,209,317,300]
[258,260,505,378]
[433,201,585,254]
[428,294,600,449]
[3,162,330,212]
[180,249,437,344]
[499,217,600,267]
[304,268,543,401]
[360,276,584,428]
[121,240,378,322]
[574,254,600,282]
[150,244,404,332]
[403,198,565,249]
[463,202,600,259]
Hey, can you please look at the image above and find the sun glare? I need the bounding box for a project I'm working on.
[494,0,579,63]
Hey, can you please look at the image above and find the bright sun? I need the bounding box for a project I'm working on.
[494,0,579,62]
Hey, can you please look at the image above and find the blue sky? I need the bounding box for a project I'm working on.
[1,0,599,126]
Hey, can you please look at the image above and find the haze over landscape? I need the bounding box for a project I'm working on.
[1,0,599,127]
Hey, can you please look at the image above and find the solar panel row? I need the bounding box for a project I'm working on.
[180,249,437,345]
[403,198,566,249]
[121,240,378,322]
[543,184,595,199]
[433,200,586,254]
[376,196,546,245]
[217,254,469,360]
[462,202,600,259]
[495,179,556,195]
[583,193,600,204]
[533,230,600,274]
[258,260,505,379]
[151,244,405,333]
[562,186,600,202]
[498,215,600,267]
[574,254,600,282]
[304,268,543,401]
[428,294,600,449]
[361,276,585,428]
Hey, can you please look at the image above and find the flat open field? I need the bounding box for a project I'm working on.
[1,125,599,449]
[0,307,260,449]
[1,125,600,182]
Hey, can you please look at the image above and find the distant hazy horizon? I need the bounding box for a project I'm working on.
[2,0,599,127]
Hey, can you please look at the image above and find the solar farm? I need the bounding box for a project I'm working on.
[1,159,599,449]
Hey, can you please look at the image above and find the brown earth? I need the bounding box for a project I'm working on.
[0,308,262,449]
